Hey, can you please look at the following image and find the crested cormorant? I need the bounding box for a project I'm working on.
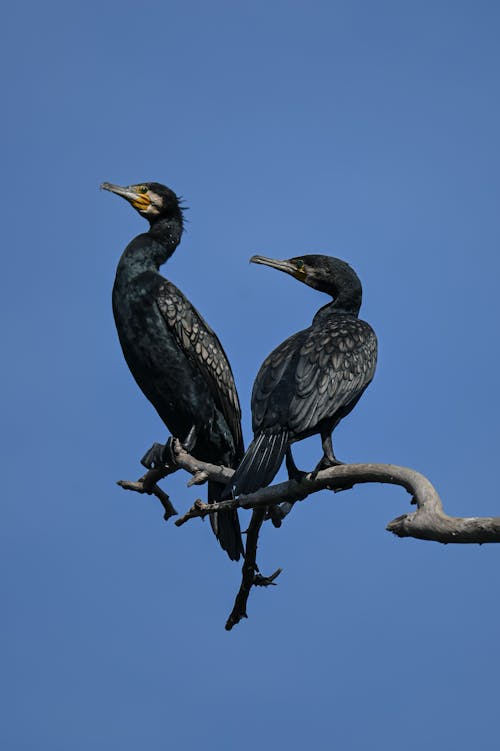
[102,181,244,560]
[226,254,377,496]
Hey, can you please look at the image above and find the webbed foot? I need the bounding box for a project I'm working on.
[310,454,344,479]
[140,438,176,470]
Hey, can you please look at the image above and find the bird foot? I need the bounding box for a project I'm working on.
[266,505,286,527]
[140,438,176,470]
[310,455,344,480]
[253,568,282,587]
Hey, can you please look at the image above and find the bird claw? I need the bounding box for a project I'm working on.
[140,438,176,470]
[310,455,344,480]
[253,568,282,586]
[266,505,285,527]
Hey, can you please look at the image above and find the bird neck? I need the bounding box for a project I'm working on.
[116,216,183,278]
[327,273,362,316]
[147,214,184,251]
[314,294,361,323]
[308,262,363,317]
[332,288,362,315]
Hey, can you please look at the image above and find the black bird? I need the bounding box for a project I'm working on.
[102,181,244,560]
[226,254,377,496]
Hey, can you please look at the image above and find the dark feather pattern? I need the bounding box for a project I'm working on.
[106,180,244,560]
[156,281,244,458]
[252,315,376,439]
[224,254,377,498]
[228,431,290,497]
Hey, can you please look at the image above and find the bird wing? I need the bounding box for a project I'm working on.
[251,329,307,433]
[156,281,243,456]
[289,317,377,434]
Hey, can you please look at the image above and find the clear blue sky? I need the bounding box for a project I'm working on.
[2,1,500,749]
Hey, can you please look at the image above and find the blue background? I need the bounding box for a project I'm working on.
[2,1,500,749]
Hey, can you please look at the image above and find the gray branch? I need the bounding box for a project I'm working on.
[117,466,178,520]
[169,447,500,544]
[116,439,500,629]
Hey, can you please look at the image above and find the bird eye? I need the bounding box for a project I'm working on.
[295,259,304,270]
[138,186,148,194]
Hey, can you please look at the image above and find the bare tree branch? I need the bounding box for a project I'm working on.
[168,451,500,544]
[117,440,500,628]
[117,466,178,520]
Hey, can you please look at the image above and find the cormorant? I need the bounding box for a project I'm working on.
[102,181,244,560]
[226,254,377,496]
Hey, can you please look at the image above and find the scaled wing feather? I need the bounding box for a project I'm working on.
[156,281,243,456]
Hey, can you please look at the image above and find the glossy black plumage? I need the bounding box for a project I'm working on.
[102,181,244,560]
[227,254,377,497]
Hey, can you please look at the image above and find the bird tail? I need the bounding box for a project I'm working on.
[223,431,289,498]
[208,480,245,561]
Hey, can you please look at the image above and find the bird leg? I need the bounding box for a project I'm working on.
[182,425,197,453]
[285,447,307,483]
[311,432,344,478]
[265,448,305,526]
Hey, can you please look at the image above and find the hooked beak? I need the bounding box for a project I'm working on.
[250,255,308,285]
[100,182,150,211]
[250,255,298,275]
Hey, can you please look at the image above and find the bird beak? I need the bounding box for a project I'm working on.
[250,255,302,278]
[250,255,296,274]
[100,182,150,211]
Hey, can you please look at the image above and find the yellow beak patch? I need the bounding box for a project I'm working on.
[131,195,150,210]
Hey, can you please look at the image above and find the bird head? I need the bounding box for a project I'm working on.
[250,254,363,313]
[101,181,183,224]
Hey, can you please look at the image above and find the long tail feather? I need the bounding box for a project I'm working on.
[223,431,289,498]
[208,480,244,561]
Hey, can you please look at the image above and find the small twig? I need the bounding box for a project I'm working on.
[115,439,216,521]
[174,497,239,527]
[187,470,209,487]
[117,470,178,520]
[171,440,234,484]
